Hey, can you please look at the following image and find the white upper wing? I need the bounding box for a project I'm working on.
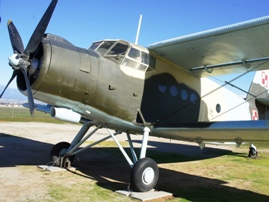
[148,16,269,77]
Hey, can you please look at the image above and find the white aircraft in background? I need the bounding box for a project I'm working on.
[1,0,269,192]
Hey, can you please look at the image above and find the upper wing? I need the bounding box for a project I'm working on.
[148,16,269,77]
[151,120,269,144]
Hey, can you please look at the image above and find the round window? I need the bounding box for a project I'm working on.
[158,83,167,93]
[181,89,188,101]
[170,85,178,97]
[216,104,221,113]
[190,93,197,103]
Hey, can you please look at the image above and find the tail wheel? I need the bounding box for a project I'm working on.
[50,142,75,167]
[130,157,159,192]
[248,148,258,158]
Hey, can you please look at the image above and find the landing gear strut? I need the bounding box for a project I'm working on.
[49,122,159,192]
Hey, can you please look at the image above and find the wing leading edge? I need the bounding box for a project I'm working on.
[151,120,269,143]
[148,16,269,77]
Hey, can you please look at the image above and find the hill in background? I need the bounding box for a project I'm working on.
[0,85,27,104]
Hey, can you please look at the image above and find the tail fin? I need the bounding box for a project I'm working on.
[247,70,269,120]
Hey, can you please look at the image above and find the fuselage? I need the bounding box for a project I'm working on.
[17,34,254,132]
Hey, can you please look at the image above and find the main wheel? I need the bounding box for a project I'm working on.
[50,142,75,167]
[248,148,257,157]
[130,157,159,192]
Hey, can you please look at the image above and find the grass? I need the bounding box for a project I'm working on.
[153,145,269,202]
[52,149,269,201]
[47,181,130,202]
[38,143,269,202]
[0,106,65,123]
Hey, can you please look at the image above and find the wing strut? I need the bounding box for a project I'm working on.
[48,121,159,192]
[190,56,269,73]
[225,81,256,98]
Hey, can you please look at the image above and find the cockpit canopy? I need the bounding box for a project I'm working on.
[90,40,155,71]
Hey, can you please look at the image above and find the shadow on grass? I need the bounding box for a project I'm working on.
[0,133,268,202]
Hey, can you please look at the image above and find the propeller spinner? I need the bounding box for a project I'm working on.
[0,0,58,115]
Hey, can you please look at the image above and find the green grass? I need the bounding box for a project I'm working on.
[151,147,269,202]
[47,183,131,202]
[39,146,269,202]
[0,106,65,123]
[40,165,132,202]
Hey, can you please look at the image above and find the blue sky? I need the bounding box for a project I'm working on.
[1,0,269,92]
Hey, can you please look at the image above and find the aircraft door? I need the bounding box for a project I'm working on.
[74,48,98,104]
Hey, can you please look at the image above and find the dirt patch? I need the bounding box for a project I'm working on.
[1,166,49,201]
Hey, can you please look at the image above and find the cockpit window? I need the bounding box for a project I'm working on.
[90,41,102,50]
[122,47,149,71]
[95,41,115,55]
[90,40,151,71]
[90,41,128,61]
[128,47,149,65]
[107,43,128,56]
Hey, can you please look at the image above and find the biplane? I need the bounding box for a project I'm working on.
[1,0,269,192]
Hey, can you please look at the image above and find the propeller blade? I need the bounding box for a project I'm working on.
[24,0,58,54]
[7,20,24,53]
[20,66,35,116]
[0,71,18,98]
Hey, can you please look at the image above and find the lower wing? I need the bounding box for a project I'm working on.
[152,120,269,145]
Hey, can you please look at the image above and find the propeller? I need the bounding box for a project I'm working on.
[0,0,58,115]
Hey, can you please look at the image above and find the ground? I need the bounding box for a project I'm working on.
[0,122,269,202]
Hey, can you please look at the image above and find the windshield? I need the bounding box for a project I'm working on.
[90,41,102,50]
[90,40,150,71]
[90,41,128,57]
[94,41,115,55]
[107,43,128,56]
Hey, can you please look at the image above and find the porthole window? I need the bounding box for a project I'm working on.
[190,93,197,104]
[181,89,188,101]
[216,104,221,113]
[158,83,167,93]
[170,85,178,97]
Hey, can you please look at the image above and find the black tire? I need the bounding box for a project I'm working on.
[50,142,75,167]
[130,157,159,192]
[249,148,257,157]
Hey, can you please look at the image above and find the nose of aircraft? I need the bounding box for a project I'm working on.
[0,0,58,116]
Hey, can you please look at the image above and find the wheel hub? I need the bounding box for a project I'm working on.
[142,167,154,185]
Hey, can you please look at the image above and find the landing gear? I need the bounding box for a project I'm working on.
[131,157,159,192]
[50,142,75,167]
[49,122,159,192]
[248,143,258,158]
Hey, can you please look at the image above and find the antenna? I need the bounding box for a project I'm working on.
[0,0,1,23]
[135,14,142,45]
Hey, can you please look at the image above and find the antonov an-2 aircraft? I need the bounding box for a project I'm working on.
[2,0,269,192]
